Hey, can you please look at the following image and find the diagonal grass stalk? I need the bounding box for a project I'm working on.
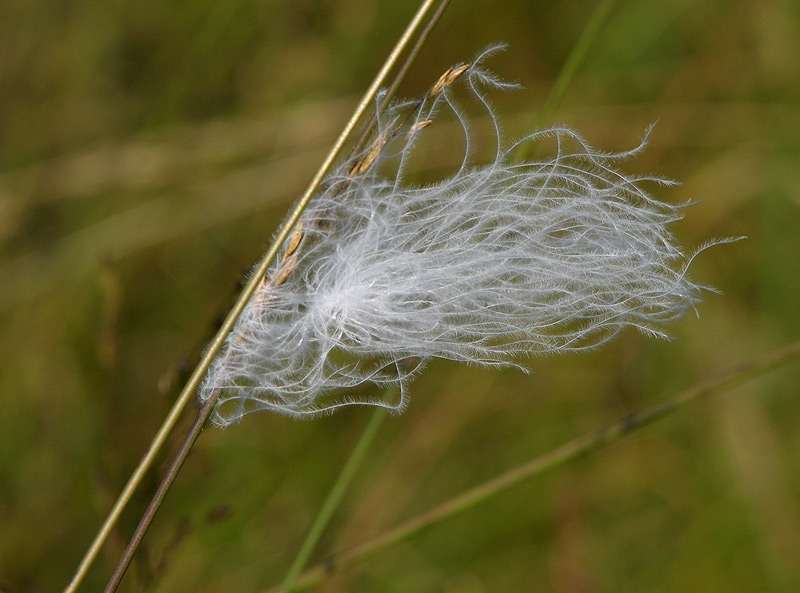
[100,1,450,589]
[64,1,446,591]
[269,339,800,593]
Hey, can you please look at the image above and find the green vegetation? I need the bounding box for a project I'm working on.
[1,1,799,591]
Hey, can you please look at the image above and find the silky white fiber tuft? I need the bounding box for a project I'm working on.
[201,48,717,426]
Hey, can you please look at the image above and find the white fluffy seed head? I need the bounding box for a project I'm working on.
[200,47,718,426]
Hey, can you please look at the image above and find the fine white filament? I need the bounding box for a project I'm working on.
[201,49,714,426]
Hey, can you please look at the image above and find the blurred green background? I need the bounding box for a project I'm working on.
[1,0,799,591]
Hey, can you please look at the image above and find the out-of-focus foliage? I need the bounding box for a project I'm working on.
[1,1,799,592]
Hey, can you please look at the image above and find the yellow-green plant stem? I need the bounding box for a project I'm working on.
[63,2,443,591]
[271,339,800,592]
[534,0,614,129]
[278,388,396,593]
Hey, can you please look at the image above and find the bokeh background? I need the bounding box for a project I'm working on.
[2,1,799,591]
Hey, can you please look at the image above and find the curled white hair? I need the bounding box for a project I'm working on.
[201,48,718,426]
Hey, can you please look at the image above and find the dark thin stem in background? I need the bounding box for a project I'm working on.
[102,392,219,593]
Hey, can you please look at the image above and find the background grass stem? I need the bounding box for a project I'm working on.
[278,390,395,593]
[272,339,800,592]
[533,0,614,129]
